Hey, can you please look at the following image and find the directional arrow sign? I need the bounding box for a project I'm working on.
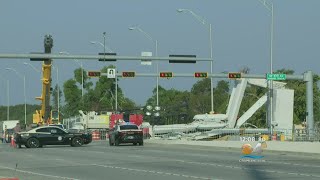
[107,68,116,78]
[266,74,286,80]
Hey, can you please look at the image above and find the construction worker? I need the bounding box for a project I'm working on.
[2,125,7,143]
[13,123,21,133]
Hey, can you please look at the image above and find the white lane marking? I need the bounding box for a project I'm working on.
[91,164,219,180]
[175,160,320,178]
[264,160,320,168]
[0,165,80,180]
[128,155,143,158]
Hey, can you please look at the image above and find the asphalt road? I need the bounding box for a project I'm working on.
[0,141,319,180]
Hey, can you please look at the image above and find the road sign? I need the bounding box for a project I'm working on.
[107,68,116,78]
[141,52,152,65]
[122,71,135,78]
[98,53,117,61]
[194,72,208,78]
[169,55,196,63]
[159,72,173,78]
[87,71,101,77]
[228,72,242,79]
[266,74,286,80]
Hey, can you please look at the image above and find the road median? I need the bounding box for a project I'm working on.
[145,139,320,154]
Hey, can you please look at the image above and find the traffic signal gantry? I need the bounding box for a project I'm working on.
[87,71,245,79]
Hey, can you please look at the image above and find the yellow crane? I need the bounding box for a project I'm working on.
[32,35,59,125]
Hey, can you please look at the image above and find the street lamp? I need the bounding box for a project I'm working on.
[258,0,274,133]
[0,76,9,120]
[90,41,114,53]
[177,8,214,114]
[129,25,159,110]
[23,62,40,72]
[5,68,26,125]
[145,105,160,125]
[59,51,84,97]
[91,33,118,112]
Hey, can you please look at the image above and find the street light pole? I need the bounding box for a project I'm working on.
[7,80,9,121]
[5,68,26,125]
[57,66,60,120]
[258,0,274,134]
[90,37,117,112]
[129,26,159,107]
[155,39,159,107]
[209,23,214,114]
[59,52,83,98]
[23,75,26,125]
[90,41,113,53]
[177,9,214,113]
[0,76,9,120]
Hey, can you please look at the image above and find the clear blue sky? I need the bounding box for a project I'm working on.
[0,0,319,106]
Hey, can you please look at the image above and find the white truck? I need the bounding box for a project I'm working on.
[0,120,20,142]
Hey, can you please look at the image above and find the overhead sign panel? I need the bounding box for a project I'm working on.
[98,53,117,61]
[30,52,50,61]
[266,73,286,80]
[141,52,152,65]
[169,55,196,63]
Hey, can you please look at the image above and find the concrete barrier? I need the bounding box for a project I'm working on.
[146,139,320,154]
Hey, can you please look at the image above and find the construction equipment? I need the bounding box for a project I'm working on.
[32,35,59,125]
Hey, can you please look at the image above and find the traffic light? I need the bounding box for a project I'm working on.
[194,72,208,78]
[87,71,101,77]
[159,72,173,78]
[122,71,135,78]
[228,72,242,79]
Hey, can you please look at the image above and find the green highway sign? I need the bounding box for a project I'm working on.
[266,73,286,80]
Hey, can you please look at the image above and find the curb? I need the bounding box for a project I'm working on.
[145,140,320,155]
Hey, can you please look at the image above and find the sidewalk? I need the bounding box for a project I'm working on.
[145,139,320,154]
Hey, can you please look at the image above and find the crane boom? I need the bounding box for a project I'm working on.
[33,35,55,125]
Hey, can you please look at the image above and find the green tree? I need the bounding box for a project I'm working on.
[63,65,137,116]
[0,104,40,126]
[63,79,81,117]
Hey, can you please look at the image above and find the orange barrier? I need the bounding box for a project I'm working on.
[10,136,16,148]
[92,131,101,140]
[0,178,20,180]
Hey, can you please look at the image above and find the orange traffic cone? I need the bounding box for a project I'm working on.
[10,136,16,148]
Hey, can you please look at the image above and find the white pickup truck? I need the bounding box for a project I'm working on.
[0,120,20,142]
